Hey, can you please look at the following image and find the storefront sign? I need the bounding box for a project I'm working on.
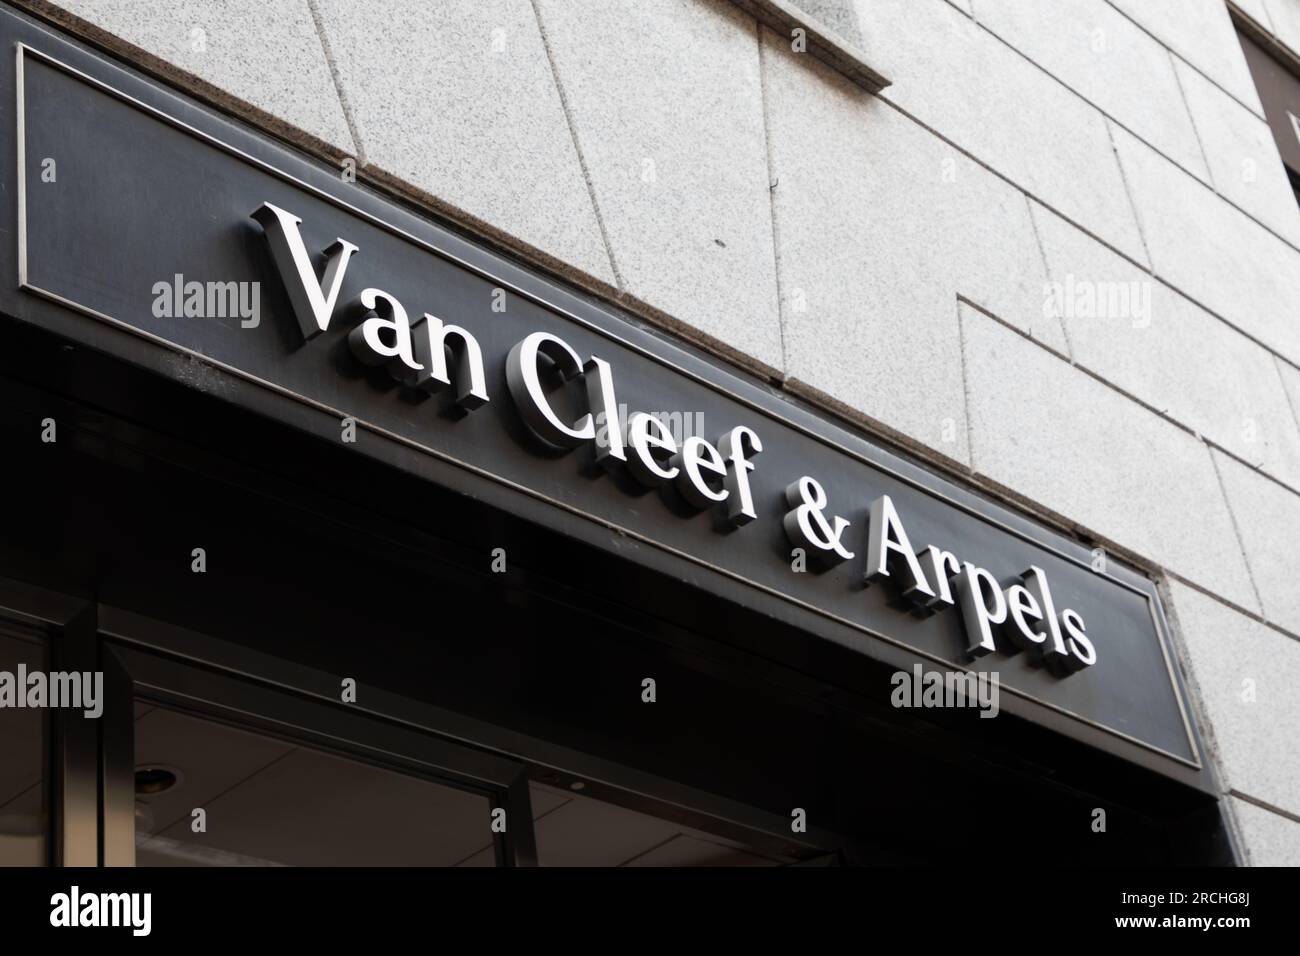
[255,199,1098,677]
[2,40,1203,780]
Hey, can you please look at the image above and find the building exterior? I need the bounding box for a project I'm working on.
[0,0,1298,868]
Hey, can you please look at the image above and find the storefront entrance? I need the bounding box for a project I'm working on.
[0,316,1232,866]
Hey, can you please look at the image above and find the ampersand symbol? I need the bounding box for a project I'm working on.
[782,476,855,566]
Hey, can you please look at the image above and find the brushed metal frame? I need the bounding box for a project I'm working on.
[0,579,94,866]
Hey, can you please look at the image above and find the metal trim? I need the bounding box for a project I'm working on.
[49,603,97,866]
[98,644,133,866]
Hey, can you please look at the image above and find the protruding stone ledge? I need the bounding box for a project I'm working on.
[727,0,891,93]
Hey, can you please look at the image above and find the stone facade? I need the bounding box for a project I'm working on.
[20,0,1300,864]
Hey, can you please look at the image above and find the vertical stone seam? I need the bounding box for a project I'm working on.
[1274,354,1300,432]
[756,22,789,378]
[305,0,365,164]
[1207,448,1268,618]
[528,0,626,293]
[1168,49,1218,194]
[1023,195,1074,362]
[1102,119,1154,270]
[1103,117,1156,272]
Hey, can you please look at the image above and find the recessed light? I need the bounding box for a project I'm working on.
[134,767,181,795]
[569,781,586,791]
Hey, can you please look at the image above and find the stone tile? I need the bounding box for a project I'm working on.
[1168,581,1300,818]
[761,41,963,460]
[1230,797,1300,866]
[761,28,1065,463]
[1174,57,1300,247]
[763,24,1061,356]
[48,0,354,150]
[1111,124,1300,366]
[1263,0,1300,54]
[1108,0,1265,114]
[1031,202,1300,489]
[973,0,1210,183]
[533,0,784,370]
[851,0,1148,263]
[963,306,1260,610]
[313,0,615,285]
[1214,451,1300,634]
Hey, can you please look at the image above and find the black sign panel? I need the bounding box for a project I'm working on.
[0,20,1205,783]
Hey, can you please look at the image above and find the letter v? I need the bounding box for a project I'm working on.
[251,202,358,340]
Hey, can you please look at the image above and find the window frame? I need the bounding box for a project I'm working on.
[0,575,832,867]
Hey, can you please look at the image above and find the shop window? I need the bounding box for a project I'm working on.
[129,703,804,867]
[132,705,496,866]
[529,782,800,867]
[0,623,49,866]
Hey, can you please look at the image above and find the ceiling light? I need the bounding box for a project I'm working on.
[134,767,181,795]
